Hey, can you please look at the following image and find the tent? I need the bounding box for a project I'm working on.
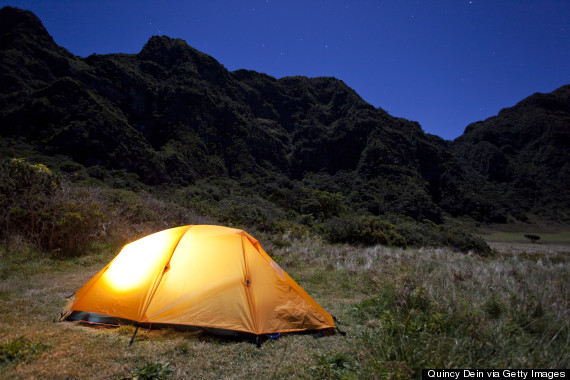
[65,225,335,338]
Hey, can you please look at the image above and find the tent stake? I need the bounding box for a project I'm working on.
[128,326,139,347]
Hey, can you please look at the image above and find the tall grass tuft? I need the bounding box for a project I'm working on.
[276,240,569,377]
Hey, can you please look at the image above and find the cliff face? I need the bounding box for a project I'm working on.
[1,6,568,222]
[452,85,570,220]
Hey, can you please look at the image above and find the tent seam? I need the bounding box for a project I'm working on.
[138,225,194,322]
[241,232,259,334]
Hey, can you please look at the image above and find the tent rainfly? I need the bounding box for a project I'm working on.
[64,225,335,340]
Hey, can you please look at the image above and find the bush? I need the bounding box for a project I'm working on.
[0,159,59,250]
[322,215,407,248]
[0,159,114,256]
[322,213,490,254]
[130,360,173,380]
[0,337,50,366]
[388,215,491,254]
[0,158,222,257]
[48,196,106,257]
[441,226,491,254]
[300,190,345,220]
[322,216,361,244]
[217,195,285,232]
[309,352,358,379]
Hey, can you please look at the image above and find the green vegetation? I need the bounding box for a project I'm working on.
[0,337,50,367]
[452,85,570,223]
[2,6,569,227]
[0,7,569,378]
[348,267,568,375]
[0,232,568,378]
[0,158,109,257]
[0,158,489,255]
[323,214,490,253]
[130,361,174,380]
[0,158,566,378]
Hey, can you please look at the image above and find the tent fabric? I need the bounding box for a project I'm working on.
[68,225,334,335]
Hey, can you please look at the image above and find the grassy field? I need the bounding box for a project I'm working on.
[478,230,570,258]
[482,231,570,244]
[1,235,569,379]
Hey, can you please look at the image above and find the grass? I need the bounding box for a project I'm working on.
[481,231,570,244]
[477,230,570,259]
[0,235,568,379]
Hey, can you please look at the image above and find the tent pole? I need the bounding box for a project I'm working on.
[128,326,139,347]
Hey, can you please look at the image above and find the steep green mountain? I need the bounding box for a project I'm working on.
[452,85,570,221]
[0,6,568,225]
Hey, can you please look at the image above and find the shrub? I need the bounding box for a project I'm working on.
[1,158,221,257]
[310,353,358,379]
[321,216,361,244]
[47,195,106,257]
[0,159,114,257]
[322,213,490,254]
[322,215,407,247]
[441,226,491,254]
[130,360,174,380]
[217,195,285,232]
[389,215,491,254]
[0,337,50,366]
[301,190,345,220]
[0,158,60,250]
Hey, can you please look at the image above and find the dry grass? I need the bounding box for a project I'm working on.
[482,230,570,263]
[1,236,569,379]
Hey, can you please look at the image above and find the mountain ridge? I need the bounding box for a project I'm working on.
[1,6,568,223]
[452,84,570,220]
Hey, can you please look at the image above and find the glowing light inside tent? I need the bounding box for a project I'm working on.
[103,229,180,292]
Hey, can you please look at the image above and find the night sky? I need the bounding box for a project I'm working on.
[2,0,569,140]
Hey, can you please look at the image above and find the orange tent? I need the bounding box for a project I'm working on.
[66,225,334,336]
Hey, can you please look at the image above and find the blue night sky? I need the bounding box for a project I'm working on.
[2,0,569,140]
